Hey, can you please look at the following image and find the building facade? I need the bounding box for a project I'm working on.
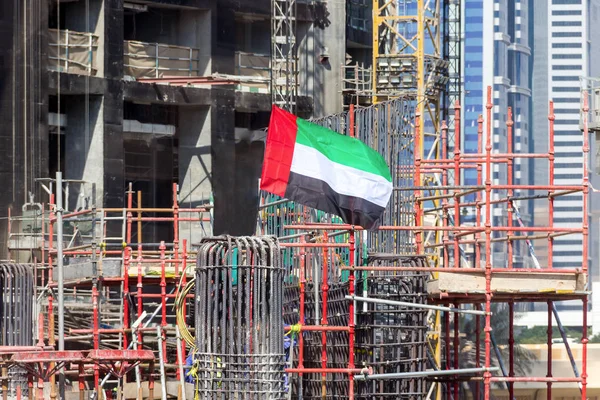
[461,0,533,267]
[531,0,600,312]
[0,0,348,259]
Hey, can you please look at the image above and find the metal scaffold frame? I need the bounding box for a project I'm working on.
[443,0,461,146]
[271,0,298,113]
[0,90,591,400]
[257,87,590,399]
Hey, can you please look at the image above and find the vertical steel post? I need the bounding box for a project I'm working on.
[56,172,66,399]
[507,107,515,400]
[454,103,462,267]
[123,247,131,349]
[506,107,514,269]
[547,301,553,400]
[159,241,167,358]
[299,235,306,399]
[349,104,355,138]
[414,112,423,253]
[475,304,481,400]
[548,102,555,269]
[173,183,180,276]
[348,229,356,400]
[582,91,590,399]
[320,232,329,399]
[453,304,459,399]
[483,86,493,400]
[48,193,57,400]
[137,245,143,348]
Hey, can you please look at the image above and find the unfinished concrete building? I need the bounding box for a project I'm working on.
[0,0,352,260]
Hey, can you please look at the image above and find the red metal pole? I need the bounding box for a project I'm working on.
[41,204,46,291]
[506,107,514,269]
[159,241,168,359]
[441,120,450,268]
[445,306,450,374]
[181,239,188,365]
[453,303,459,399]
[37,312,45,400]
[548,102,555,269]
[127,184,133,246]
[123,247,131,349]
[321,232,329,398]
[92,277,100,391]
[547,300,553,399]
[298,235,306,386]
[483,86,493,400]
[48,194,57,400]
[348,229,356,400]
[509,301,515,399]
[476,114,483,269]
[475,304,481,400]
[415,111,423,254]
[349,103,355,138]
[137,245,143,347]
[173,183,180,275]
[453,102,462,270]
[582,91,590,399]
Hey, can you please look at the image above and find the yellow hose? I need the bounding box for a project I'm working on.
[174,262,196,348]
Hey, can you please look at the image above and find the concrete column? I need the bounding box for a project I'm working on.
[298,1,345,117]
[64,96,104,209]
[210,88,235,235]
[178,106,213,245]
[102,0,124,208]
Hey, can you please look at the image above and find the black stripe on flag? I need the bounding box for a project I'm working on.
[284,172,386,230]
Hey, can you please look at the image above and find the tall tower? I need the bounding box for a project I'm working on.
[271,0,298,113]
[372,0,447,147]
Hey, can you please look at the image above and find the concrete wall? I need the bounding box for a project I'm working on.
[297,2,345,117]
[178,10,212,75]
[178,105,212,244]
[65,96,104,209]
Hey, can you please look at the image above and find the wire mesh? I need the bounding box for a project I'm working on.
[0,263,35,397]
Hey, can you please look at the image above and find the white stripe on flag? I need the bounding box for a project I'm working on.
[290,143,393,208]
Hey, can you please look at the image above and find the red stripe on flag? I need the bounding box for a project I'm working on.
[260,106,298,197]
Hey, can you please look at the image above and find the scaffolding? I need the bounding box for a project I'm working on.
[256,88,590,399]
[0,88,592,399]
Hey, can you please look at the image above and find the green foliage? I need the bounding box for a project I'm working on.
[588,334,600,343]
[516,325,584,344]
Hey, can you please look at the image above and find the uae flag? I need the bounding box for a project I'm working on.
[260,106,393,229]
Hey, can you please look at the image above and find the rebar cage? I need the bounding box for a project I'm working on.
[194,236,286,399]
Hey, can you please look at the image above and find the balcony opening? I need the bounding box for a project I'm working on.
[48,95,66,178]
[48,0,101,76]
[234,13,271,92]
[123,5,211,79]
[123,101,179,244]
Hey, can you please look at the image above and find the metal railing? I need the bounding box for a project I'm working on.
[235,51,271,91]
[124,40,203,79]
[341,64,372,107]
[48,29,99,76]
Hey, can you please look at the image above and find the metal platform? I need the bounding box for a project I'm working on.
[428,269,588,303]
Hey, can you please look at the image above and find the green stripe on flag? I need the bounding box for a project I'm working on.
[295,118,392,182]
